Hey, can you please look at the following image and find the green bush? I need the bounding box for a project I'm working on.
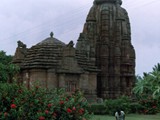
[0,51,19,83]
[104,96,131,115]
[0,83,91,120]
[129,102,143,113]
[89,103,106,115]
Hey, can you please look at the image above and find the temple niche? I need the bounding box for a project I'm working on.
[13,0,135,100]
[76,0,135,99]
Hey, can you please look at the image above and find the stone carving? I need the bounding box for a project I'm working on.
[17,40,26,49]
[13,40,27,63]
[67,40,74,48]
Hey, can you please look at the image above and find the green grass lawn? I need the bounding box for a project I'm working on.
[91,113,160,120]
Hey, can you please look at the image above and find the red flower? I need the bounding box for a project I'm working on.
[72,106,76,111]
[60,101,64,105]
[67,108,72,113]
[11,104,17,109]
[48,104,52,108]
[45,110,49,114]
[39,116,45,120]
[66,98,69,101]
[79,108,84,114]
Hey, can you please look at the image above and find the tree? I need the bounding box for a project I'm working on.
[0,50,19,82]
[133,63,160,99]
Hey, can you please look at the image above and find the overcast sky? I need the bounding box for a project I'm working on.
[0,0,160,76]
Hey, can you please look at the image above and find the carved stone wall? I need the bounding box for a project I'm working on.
[76,0,135,99]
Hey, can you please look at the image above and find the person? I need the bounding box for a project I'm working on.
[115,108,125,120]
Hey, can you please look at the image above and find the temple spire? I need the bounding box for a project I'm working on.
[77,0,135,99]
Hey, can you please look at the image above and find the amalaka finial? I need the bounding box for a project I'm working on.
[94,0,122,5]
[50,32,54,38]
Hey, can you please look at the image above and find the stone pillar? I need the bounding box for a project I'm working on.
[79,73,89,91]
[47,69,57,89]
[58,74,65,88]
[88,72,97,93]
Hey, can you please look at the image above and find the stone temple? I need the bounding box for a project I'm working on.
[13,0,135,99]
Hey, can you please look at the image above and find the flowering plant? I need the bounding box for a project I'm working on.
[138,95,159,114]
[0,83,91,120]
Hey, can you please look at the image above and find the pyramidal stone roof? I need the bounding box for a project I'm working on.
[37,36,65,46]
[22,33,66,69]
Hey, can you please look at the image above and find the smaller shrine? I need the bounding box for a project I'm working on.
[13,32,98,100]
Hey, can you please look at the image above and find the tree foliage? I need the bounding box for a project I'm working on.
[0,50,19,83]
[133,63,160,99]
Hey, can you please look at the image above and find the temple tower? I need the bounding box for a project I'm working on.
[76,0,135,99]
